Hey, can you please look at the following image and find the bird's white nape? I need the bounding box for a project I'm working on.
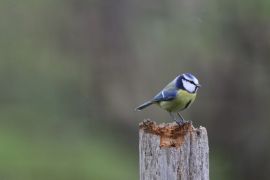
[182,79,196,93]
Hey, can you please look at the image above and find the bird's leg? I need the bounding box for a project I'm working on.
[169,112,185,126]
[177,112,192,124]
[176,112,185,125]
[169,112,180,124]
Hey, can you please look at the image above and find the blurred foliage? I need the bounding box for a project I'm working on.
[0,130,137,180]
[0,0,270,179]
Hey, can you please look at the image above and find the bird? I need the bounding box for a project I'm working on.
[135,73,201,125]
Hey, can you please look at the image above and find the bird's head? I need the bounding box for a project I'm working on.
[176,73,201,93]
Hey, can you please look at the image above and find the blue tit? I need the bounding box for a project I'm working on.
[135,73,201,125]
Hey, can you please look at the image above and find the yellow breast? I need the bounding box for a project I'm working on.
[158,90,197,112]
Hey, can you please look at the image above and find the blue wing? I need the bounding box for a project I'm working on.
[153,89,177,102]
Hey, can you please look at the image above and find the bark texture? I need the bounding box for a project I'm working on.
[139,120,209,180]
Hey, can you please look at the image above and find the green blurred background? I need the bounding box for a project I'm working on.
[1,0,270,179]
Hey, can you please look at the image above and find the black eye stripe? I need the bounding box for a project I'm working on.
[183,78,196,85]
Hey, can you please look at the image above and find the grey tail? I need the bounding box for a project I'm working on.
[135,101,153,111]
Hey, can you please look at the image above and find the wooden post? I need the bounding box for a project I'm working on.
[139,120,209,180]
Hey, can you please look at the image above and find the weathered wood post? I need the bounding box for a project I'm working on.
[139,120,209,180]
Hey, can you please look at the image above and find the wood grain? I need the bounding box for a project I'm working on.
[139,119,209,180]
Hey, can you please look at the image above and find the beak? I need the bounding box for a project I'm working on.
[197,84,202,88]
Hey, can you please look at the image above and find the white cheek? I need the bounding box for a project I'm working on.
[183,80,196,92]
